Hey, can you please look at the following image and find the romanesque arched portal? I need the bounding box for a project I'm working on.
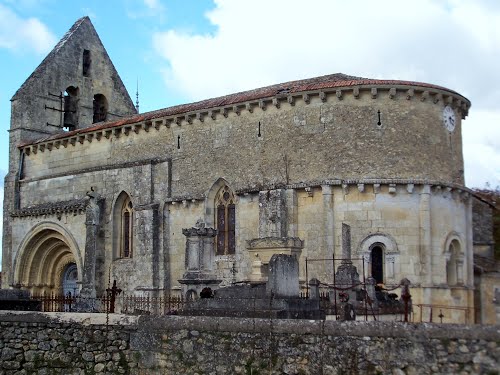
[13,223,82,295]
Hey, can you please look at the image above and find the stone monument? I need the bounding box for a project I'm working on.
[333,223,360,304]
[178,220,221,298]
[76,190,103,312]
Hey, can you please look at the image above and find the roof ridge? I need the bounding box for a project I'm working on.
[11,16,92,101]
[53,16,90,54]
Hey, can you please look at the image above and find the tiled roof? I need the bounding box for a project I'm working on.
[11,198,88,218]
[474,254,500,273]
[20,73,468,147]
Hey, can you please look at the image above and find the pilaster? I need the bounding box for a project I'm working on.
[322,185,335,280]
[419,185,432,284]
[465,195,474,287]
[134,203,160,295]
[286,189,298,237]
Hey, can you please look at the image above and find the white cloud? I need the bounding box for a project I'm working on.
[0,4,56,55]
[152,0,500,188]
[144,0,163,11]
[126,0,165,19]
[462,110,500,188]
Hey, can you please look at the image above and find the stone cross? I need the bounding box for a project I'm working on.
[341,223,352,264]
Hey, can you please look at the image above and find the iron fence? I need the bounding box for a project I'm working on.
[30,294,186,314]
[413,303,476,324]
[31,294,111,313]
[120,295,185,315]
[28,294,473,324]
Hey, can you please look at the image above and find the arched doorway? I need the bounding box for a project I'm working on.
[62,263,78,296]
[14,225,81,295]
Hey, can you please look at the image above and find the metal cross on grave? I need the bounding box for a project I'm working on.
[106,280,122,313]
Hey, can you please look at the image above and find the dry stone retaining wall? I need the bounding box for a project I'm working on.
[1,312,499,374]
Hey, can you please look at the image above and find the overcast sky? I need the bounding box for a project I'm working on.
[0,0,499,267]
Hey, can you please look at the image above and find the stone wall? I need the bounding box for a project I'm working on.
[20,92,465,198]
[476,272,500,325]
[4,74,475,298]
[1,312,499,375]
[472,197,494,256]
[5,180,475,316]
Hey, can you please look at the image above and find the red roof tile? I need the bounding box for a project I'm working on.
[20,73,468,147]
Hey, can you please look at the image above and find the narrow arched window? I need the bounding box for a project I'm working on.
[215,185,235,255]
[446,240,462,285]
[63,86,79,131]
[371,246,384,284]
[82,49,91,76]
[93,94,108,123]
[121,198,133,258]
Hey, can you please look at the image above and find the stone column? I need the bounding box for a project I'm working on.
[457,258,464,285]
[322,185,335,278]
[386,254,396,279]
[162,203,171,295]
[77,192,102,311]
[286,189,298,237]
[79,192,102,299]
[334,223,360,304]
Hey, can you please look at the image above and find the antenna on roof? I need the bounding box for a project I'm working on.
[135,77,140,114]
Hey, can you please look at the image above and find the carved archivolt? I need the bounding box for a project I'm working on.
[13,221,81,294]
[443,231,464,256]
[357,233,399,255]
[357,233,399,280]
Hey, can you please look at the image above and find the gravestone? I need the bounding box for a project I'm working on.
[266,254,299,298]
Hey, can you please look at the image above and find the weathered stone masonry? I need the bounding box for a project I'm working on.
[3,16,497,324]
[0,312,499,374]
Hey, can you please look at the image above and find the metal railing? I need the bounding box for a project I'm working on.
[30,294,186,314]
[413,303,475,324]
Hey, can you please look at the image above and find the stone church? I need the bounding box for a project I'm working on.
[2,17,497,323]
